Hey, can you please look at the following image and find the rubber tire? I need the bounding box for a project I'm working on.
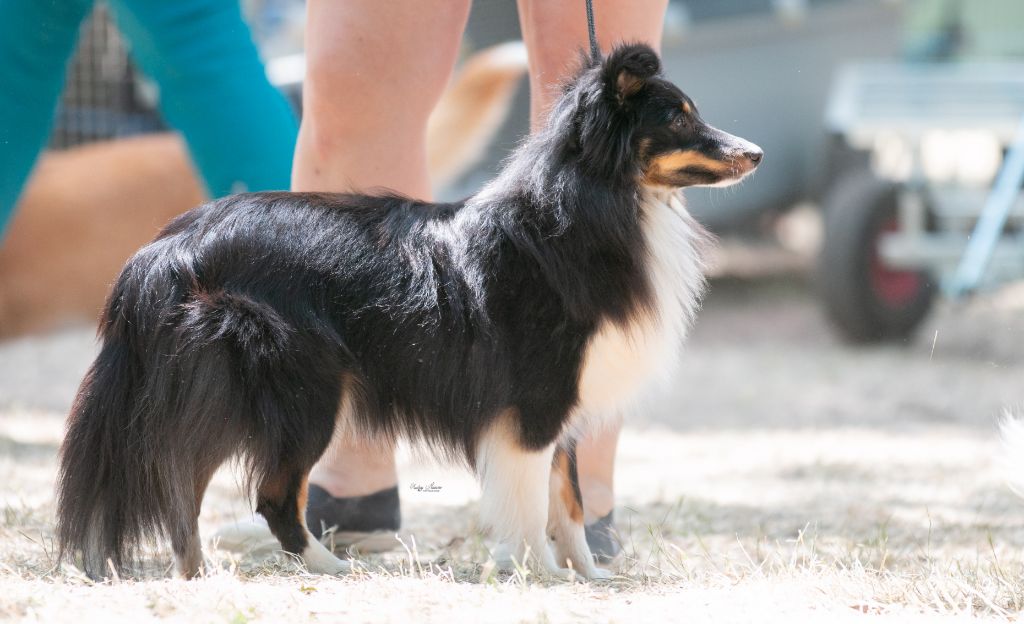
[818,171,936,344]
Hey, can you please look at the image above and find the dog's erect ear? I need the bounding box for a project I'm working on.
[602,44,661,104]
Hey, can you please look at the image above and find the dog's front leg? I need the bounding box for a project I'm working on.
[547,440,613,580]
[476,411,569,579]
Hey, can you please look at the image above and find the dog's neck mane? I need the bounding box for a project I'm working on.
[469,139,710,420]
[465,123,705,325]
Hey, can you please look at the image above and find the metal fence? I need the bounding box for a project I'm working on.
[49,3,163,149]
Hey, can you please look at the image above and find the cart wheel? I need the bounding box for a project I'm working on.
[818,171,936,343]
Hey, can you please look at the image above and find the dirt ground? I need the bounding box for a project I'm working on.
[2,264,1024,622]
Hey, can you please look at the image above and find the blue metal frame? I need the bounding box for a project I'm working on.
[947,113,1024,298]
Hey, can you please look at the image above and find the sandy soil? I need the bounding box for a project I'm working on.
[2,274,1023,622]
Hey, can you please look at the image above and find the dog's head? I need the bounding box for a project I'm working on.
[568,44,762,188]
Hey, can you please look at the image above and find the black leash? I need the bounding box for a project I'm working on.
[585,0,600,59]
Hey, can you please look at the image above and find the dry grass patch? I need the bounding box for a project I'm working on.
[3,409,1024,622]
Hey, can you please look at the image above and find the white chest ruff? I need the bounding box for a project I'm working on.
[574,191,707,425]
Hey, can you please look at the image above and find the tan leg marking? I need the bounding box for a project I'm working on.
[555,449,583,524]
[296,478,309,527]
[547,446,610,580]
[294,474,351,575]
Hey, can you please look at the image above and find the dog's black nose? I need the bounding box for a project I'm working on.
[745,150,763,164]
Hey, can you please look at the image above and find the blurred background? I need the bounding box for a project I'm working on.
[2,0,1024,431]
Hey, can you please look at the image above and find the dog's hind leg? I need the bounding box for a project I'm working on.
[171,467,216,579]
[547,441,613,580]
[257,467,351,575]
[476,410,570,579]
[172,525,203,579]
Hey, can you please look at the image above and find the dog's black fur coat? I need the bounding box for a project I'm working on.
[56,44,759,576]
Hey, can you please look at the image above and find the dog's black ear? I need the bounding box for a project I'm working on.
[602,44,661,104]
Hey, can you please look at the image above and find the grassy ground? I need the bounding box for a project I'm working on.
[2,277,1024,622]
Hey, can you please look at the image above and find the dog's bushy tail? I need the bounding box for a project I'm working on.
[57,311,154,577]
[56,247,334,577]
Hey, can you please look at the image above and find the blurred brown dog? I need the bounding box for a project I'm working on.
[0,42,526,338]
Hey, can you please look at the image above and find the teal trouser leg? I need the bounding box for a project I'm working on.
[109,0,298,197]
[0,0,95,237]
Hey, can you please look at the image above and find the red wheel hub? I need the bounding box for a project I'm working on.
[869,219,923,308]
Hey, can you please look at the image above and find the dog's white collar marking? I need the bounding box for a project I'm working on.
[572,189,707,430]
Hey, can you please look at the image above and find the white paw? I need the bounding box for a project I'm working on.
[583,566,614,581]
[546,566,581,581]
[549,564,614,582]
[490,543,516,572]
[302,539,352,575]
[209,518,278,555]
[305,557,351,576]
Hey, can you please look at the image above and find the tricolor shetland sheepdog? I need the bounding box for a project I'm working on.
[56,44,761,581]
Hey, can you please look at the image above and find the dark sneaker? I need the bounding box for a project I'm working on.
[584,510,621,564]
[305,484,402,553]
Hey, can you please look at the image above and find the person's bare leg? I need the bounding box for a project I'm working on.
[518,0,669,131]
[575,427,618,522]
[296,0,471,501]
[518,0,668,532]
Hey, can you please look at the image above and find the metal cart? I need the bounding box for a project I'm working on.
[819,62,1024,342]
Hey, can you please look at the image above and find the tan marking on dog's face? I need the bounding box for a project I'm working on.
[682,101,693,116]
[644,149,732,185]
[652,150,728,171]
